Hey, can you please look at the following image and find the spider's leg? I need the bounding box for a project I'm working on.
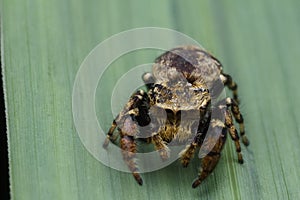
[142,72,155,90]
[192,118,227,188]
[224,106,244,164]
[226,97,249,146]
[220,72,240,104]
[180,96,212,168]
[103,89,150,185]
[103,120,117,148]
[120,130,143,185]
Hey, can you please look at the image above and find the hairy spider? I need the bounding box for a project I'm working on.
[103,46,249,188]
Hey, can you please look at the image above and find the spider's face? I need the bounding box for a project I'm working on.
[148,80,211,113]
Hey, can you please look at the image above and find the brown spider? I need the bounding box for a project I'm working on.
[103,46,249,188]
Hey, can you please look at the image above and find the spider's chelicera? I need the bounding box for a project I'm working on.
[103,46,249,188]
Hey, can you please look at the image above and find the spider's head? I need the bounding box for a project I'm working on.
[148,79,211,113]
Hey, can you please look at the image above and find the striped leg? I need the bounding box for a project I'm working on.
[103,89,150,185]
[224,108,244,164]
[192,119,227,188]
[226,97,249,146]
[192,149,222,188]
[120,134,143,185]
[220,72,240,104]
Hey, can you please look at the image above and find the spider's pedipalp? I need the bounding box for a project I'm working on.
[180,141,198,168]
[151,133,170,161]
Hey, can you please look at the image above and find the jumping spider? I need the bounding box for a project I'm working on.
[103,46,249,188]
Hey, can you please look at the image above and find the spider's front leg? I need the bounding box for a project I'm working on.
[120,123,143,185]
[191,116,227,188]
[103,90,150,185]
[191,98,249,188]
[179,98,226,188]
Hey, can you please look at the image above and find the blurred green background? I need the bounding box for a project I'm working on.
[2,0,300,199]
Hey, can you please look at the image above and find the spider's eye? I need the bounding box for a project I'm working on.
[194,87,209,93]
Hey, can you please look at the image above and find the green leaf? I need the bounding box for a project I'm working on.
[2,0,300,199]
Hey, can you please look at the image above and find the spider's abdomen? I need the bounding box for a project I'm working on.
[153,46,222,88]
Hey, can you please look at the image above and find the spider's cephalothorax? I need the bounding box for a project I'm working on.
[103,46,249,188]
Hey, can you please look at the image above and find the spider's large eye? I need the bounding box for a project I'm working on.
[194,88,209,93]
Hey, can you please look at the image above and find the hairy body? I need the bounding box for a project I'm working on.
[103,46,249,188]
